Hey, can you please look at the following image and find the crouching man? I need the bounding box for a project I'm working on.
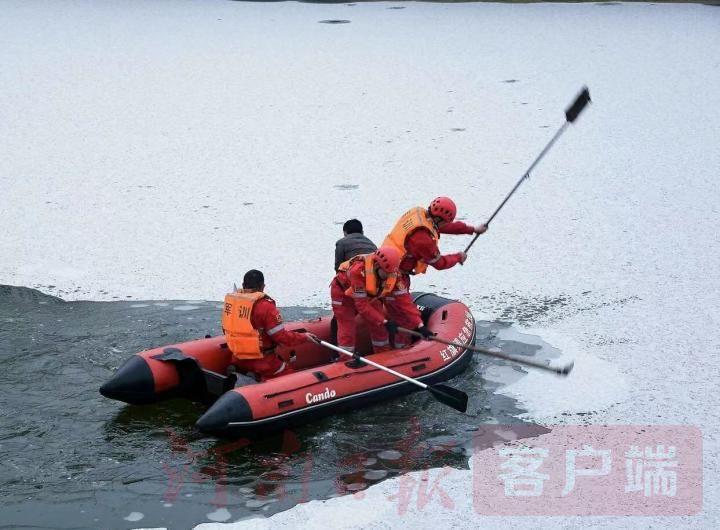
[331,246,432,360]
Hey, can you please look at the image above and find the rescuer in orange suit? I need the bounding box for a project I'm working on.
[331,246,433,358]
[381,196,488,347]
[222,269,318,381]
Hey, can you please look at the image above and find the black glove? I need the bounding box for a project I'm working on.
[384,320,399,334]
[416,325,434,339]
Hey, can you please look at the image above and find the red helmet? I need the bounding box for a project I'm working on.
[429,196,457,223]
[373,246,401,273]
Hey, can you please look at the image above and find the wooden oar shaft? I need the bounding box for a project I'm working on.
[398,327,571,375]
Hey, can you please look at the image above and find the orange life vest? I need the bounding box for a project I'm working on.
[221,290,266,360]
[382,206,440,274]
[337,254,397,298]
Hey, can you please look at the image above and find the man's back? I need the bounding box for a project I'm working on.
[335,233,377,270]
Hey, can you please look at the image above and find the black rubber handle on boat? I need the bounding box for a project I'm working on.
[465,86,591,254]
[399,327,574,376]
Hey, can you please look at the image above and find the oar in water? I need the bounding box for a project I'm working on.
[398,327,574,376]
[465,86,592,254]
[316,339,468,413]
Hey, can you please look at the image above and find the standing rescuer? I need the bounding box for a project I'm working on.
[381,196,487,346]
[334,219,377,271]
[331,246,432,358]
[222,269,318,381]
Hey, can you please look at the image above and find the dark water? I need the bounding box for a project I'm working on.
[0,285,561,529]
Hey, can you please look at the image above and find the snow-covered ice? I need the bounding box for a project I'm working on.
[122,511,144,522]
[206,508,232,523]
[2,1,719,529]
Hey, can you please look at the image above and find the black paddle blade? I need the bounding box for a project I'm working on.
[428,384,468,413]
[565,86,591,123]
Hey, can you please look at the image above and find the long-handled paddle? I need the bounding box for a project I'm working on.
[465,86,592,254]
[398,327,574,376]
[316,339,468,413]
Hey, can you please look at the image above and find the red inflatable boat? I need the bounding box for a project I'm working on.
[100,293,476,437]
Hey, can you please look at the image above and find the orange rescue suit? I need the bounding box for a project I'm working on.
[336,254,397,298]
[382,207,440,275]
[221,290,265,360]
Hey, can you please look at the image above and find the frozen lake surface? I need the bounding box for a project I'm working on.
[1,1,719,529]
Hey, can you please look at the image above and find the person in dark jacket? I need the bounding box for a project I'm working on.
[334,219,377,271]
